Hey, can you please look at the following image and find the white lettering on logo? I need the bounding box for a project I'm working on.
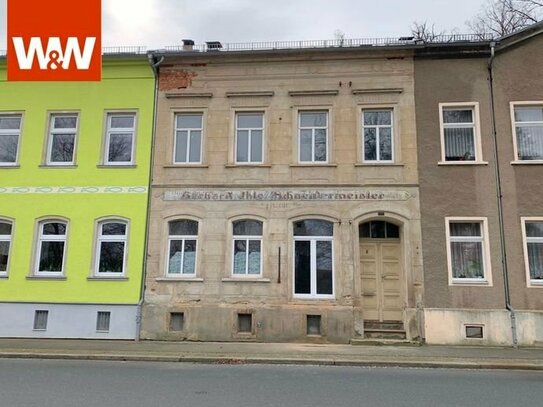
[12,37,96,70]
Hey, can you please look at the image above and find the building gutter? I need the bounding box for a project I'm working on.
[135,53,164,341]
[487,41,518,348]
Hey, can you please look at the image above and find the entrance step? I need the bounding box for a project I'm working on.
[363,320,406,340]
[350,338,420,346]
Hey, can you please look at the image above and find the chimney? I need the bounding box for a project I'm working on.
[182,39,195,51]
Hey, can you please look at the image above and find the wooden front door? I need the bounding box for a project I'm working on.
[360,240,403,321]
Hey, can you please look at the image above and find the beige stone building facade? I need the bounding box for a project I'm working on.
[141,43,424,343]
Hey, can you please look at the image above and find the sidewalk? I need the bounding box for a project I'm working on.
[1,339,543,370]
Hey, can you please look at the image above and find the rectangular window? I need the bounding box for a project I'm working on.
[167,220,198,276]
[440,104,482,162]
[237,313,252,333]
[0,114,22,165]
[465,325,484,339]
[0,221,13,275]
[33,310,48,330]
[236,112,263,164]
[104,113,136,165]
[522,219,543,286]
[232,220,263,277]
[95,221,127,276]
[96,311,111,332]
[512,105,543,161]
[298,111,328,163]
[46,114,78,165]
[174,113,202,164]
[169,312,185,331]
[362,110,393,162]
[446,218,491,284]
[307,315,322,335]
[35,221,67,276]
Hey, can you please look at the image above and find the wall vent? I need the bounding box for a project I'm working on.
[169,312,185,331]
[238,313,252,333]
[465,325,484,339]
[307,315,322,335]
[96,311,111,332]
[33,310,48,330]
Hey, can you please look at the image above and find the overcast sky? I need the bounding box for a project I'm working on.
[0,0,488,49]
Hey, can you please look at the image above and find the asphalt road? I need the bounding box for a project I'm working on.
[1,359,542,407]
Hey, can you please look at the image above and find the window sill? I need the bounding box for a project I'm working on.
[438,161,488,166]
[87,276,129,281]
[450,279,491,286]
[96,164,137,168]
[156,277,204,282]
[511,160,543,165]
[355,163,404,167]
[222,278,270,283]
[0,165,20,169]
[26,276,67,280]
[289,164,338,168]
[528,281,543,288]
[292,295,336,300]
[39,165,78,169]
[163,164,209,168]
[224,164,272,168]
[0,275,8,279]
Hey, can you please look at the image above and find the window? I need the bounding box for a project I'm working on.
[522,219,543,286]
[440,104,482,162]
[512,105,543,161]
[359,221,399,239]
[95,221,128,276]
[362,110,393,162]
[174,113,202,164]
[46,114,78,165]
[0,114,22,165]
[167,220,198,276]
[35,220,67,275]
[104,113,136,165]
[232,220,262,276]
[293,219,334,298]
[307,315,322,335]
[33,310,49,330]
[237,313,252,333]
[169,312,185,331]
[96,311,111,332]
[446,218,491,284]
[298,111,328,163]
[465,325,484,339]
[236,112,263,164]
[0,221,12,275]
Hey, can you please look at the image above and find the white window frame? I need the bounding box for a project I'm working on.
[235,112,264,165]
[34,219,68,277]
[362,109,394,163]
[104,112,137,166]
[231,220,263,278]
[0,218,13,277]
[521,217,543,287]
[46,113,79,166]
[298,111,329,164]
[510,102,543,164]
[166,220,198,277]
[438,102,485,164]
[445,217,492,286]
[94,220,129,277]
[173,113,203,164]
[0,113,23,166]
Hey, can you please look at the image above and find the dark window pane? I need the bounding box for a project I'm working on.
[316,240,333,295]
[176,114,202,129]
[0,222,12,235]
[250,130,263,162]
[364,111,391,126]
[371,221,386,238]
[528,242,543,280]
[450,223,481,237]
[237,113,263,128]
[0,135,19,163]
[53,116,77,129]
[98,241,125,273]
[108,133,133,162]
[42,222,66,235]
[188,131,201,162]
[379,128,392,160]
[183,240,196,274]
[300,112,327,127]
[314,129,327,161]
[0,116,21,130]
[233,220,263,235]
[237,130,249,162]
[169,220,198,236]
[451,241,484,279]
[294,240,311,294]
[526,222,543,238]
[443,109,473,123]
[300,129,312,161]
[168,240,183,274]
[386,222,400,238]
[444,128,475,161]
[175,131,188,162]
[364,128,376,160]
[516,126,543,160]
[359,222,370,238]
[50,133,75,162]
[294,220,333,236]
[110,116,135,129]
[248,240,261,274]
[515,107,543,122]
[0,241,10,272]
[233,239,247,274]
[102,222,126,236]
[38,241,64,272]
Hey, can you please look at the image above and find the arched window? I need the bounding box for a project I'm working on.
[95,221,128,276]
[232,220,263,276]
[167,220,198,276]
[0,220,13,275]
[293,219,334,298]
[35,220,67,275]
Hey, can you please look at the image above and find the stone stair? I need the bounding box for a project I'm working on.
[363,320,406,340]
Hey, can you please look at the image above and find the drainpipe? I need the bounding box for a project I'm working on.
[487,41,518,348]
[135,53,164,341]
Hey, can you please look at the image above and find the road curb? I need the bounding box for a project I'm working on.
[1,352,543,370]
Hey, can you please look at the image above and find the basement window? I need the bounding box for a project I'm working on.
[96,311,111,332]
[169,312,185,332]
[465,325,484,339]
[238,313,252,333]
[33,310,48,331]
[307,315,322,336]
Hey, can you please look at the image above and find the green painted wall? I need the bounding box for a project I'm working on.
[0,56,155,304]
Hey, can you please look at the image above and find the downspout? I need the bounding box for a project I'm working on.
[487,41,518,348]
[135,53,164,341]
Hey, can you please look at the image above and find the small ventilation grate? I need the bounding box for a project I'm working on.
[238,313,252,333]
[33,310,48,330]
[465,325,484,339]
[307,315,322,335]
[96,311,111,332]
[169,312,185,331]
